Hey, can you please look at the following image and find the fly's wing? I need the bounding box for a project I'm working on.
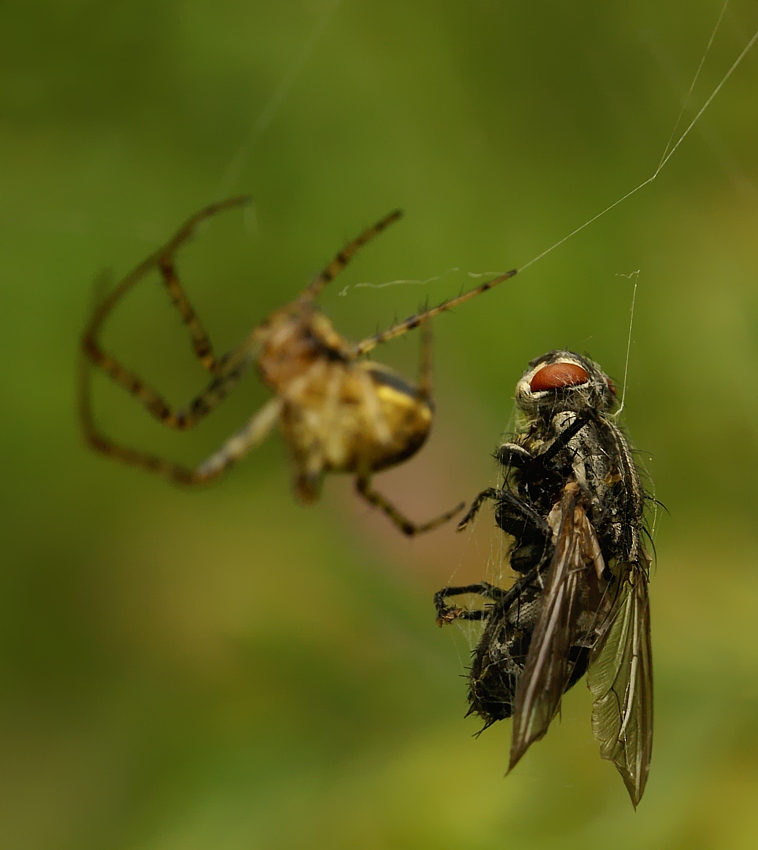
[509,482,606,771]
[587,564,653,808]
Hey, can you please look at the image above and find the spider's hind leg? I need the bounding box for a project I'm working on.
[355,476,463,537]
[79,368,280,486]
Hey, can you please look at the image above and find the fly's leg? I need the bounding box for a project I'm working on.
[493,491,552,540]
[458,486,552,572]
[457,488,507,531]
[495,443,534,468]
[435,567,541,626]
[434,582,508,625]
[495,414,594,474]
[497,412,594,473]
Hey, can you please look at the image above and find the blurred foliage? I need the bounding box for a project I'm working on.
[3,1,758,848]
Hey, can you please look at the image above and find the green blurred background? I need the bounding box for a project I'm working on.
[4,1,758,847]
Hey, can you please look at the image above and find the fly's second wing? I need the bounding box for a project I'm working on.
[509,481,608,771]
[587,563,653,808]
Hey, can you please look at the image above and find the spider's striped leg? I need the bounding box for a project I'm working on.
[84,196,250,381]
[79,366,201,482]
[156,251,221,374]
[81,196,256,433]
[81,321,256,432]
[148,196,253,374]
[355,476,464,537]
[192,397,282,481]
[84,196,251,361]
[80,353,280,485]
[298,209,403,300]
[349,268,518,357]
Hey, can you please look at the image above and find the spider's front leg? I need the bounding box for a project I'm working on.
[80,198,278,482]
[350,270,518,358]
[82,197,254,432]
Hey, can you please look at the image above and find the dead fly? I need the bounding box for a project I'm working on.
[80,197,516,535]
[435,351,653,806]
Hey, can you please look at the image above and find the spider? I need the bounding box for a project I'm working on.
[80,197,516,535]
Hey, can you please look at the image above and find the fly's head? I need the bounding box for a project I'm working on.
[514,350,617,421]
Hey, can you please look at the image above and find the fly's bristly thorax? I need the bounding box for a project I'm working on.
[514,350,617,419]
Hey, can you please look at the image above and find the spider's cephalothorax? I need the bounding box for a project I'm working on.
[435,351,653,807]
[80,197,516,535]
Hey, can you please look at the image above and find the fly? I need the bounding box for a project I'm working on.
[435,350,653,807]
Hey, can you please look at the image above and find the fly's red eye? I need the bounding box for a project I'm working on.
[530,362,589,392]
[606,377,617,396]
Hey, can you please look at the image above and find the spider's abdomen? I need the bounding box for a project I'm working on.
[281,359,432,501]
[359,363,432,470]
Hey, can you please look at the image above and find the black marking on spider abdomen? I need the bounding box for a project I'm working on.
[366,365,426,401]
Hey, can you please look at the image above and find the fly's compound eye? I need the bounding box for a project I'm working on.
[530,362,589,393]
[606,377,617,396]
